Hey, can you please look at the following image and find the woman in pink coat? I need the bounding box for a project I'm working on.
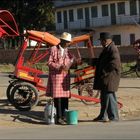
[46,32,79,124]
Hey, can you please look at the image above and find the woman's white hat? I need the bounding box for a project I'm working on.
[60,32,72,42]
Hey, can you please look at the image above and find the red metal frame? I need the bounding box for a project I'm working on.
[14,35,47,89]
[0,10,19,37]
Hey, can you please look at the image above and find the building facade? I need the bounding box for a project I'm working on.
[54,0,140,46]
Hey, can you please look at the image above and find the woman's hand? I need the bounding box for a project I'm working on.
[76,58,82,65]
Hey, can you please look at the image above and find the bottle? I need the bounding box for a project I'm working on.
[44,99,56,124]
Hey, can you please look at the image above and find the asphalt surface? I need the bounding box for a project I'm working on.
[0,120,140,139]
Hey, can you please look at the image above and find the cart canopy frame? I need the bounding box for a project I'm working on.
[0,10,19,37]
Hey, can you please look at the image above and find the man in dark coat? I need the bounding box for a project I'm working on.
[93,32,121,122]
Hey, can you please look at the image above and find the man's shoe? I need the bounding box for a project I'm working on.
[93,116,101,121]
[97,119,109,122]
[93,117,108,122]
[109,119,119,122]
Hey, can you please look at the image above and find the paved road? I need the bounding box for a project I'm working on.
[0,120,140,139]
[0,73,140,139]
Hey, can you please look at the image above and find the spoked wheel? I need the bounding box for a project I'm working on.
[10,82,39,111]
[78,83,100,105]
[136,64,140,77]
[6,80,22,104]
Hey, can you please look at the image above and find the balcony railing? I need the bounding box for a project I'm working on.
[117,15,140,25]
[56,15,140,31]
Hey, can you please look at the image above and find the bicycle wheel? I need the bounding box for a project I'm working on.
[10,82,39,111]
[6,80,22,104]
[78,83,100,105]
[136,64,140,77]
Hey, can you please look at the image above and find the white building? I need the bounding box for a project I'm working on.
[54,0,140,46]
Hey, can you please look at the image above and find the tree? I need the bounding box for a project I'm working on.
[0,0,55,49]
[37,0,55,31]
[0,0,55,34]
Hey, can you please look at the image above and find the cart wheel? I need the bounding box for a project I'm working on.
[6,80,22,104]
[10,82,39,111]
[78,83,100,105]
[136,64,140,77]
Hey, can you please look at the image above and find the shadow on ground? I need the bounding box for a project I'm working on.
[0,99,47,125]
[0,99,94,125]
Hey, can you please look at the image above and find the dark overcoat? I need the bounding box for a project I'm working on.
[93,42,121,92]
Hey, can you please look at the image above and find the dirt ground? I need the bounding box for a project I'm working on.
[0,78,140,128]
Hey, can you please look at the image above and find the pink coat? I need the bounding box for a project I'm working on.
[46,45,74,98]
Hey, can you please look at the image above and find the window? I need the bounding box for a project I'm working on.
[77,8,83,19]
[118,2,125,15]
[102,4,109,16]
[91,6,98,18]
[130,0,137,15]
[130,34,135,45]
[57,11,62,23]
[69,9,74,22]
[112,35,121,45]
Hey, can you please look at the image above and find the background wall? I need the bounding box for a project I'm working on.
[0,46,137,64]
